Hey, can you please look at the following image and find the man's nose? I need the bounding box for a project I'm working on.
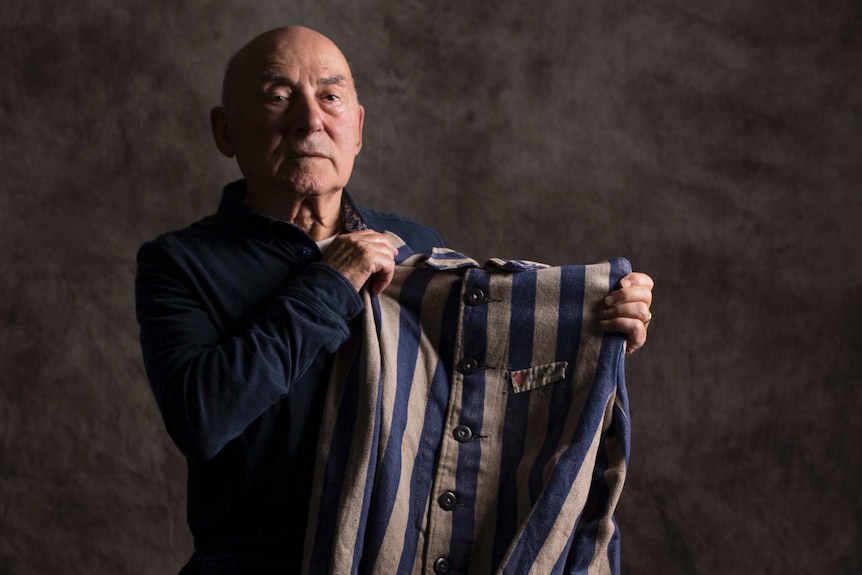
[288,92,324,134]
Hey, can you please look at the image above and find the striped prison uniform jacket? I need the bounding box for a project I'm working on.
[303,239,631,575]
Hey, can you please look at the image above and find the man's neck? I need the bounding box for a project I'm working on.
[244,185,343,241]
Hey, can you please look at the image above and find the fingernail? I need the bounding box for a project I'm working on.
[621,278,632,288]
[604,295,614,306]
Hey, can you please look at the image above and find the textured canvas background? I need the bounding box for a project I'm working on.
[1,1,860,573]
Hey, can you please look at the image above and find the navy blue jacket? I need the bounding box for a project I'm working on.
[135,180,443,572]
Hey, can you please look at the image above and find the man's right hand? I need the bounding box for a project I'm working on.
[321,230,398,294]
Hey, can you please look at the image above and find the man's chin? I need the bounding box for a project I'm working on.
[270,174,342,198]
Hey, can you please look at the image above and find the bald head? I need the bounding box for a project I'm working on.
[221,26,357,113]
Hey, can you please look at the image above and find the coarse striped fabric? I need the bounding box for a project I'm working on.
[303,240,631,575]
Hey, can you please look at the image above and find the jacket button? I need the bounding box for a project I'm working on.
[438,491,458,511]
[457,357,479,375]
[433,557,451,574]
[453,425,473,442]
[464,287,487,306]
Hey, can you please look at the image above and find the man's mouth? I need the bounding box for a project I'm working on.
[290,151,327,159]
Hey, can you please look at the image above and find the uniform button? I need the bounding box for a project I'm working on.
[433,557,451,574]
[438,490,457,511]
[453,425,473,442]
[458,357,479,375]
[464,287,487,306]
[300,246,313,257]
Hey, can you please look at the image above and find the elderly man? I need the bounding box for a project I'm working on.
[136,25,653,574]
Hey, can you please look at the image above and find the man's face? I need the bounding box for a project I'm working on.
[218,28,364,198]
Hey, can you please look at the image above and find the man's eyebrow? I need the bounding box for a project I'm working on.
[321,75,349,86]
[260,70,290,84]
[258,71,350,87]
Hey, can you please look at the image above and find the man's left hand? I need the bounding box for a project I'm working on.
[598,272,654,355]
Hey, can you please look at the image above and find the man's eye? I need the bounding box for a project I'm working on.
[266,94,288,103]
[323,94,341,102]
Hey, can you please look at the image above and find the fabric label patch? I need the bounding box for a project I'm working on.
[508,361,568,393]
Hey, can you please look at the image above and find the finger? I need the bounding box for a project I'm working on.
[619,272,654,290]
[598,301,652,324]
[605,285,653,308]
[367,246,397,294]
[325,232,397,260]
[600,317,648,355]
[327,230,395,249]
[368,264,396,294]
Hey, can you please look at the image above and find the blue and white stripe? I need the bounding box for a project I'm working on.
[303,244,631,575]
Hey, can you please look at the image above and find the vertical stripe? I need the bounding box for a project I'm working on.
[583,394,620,575]
[496,262,612,574]
[511,270,543,523]
[421,270,477,572]
[369,269,458,571]
[358,270,416,571]
[526,267,571,506]
[406,275,462,575]
[491,269,539,569]
[467,271,513,573]
[310,291,385,574]
[526,425,605,575]
[302,327,361,575]
[347,294,387,573]
[307,254,632,575]
[447,270,491,569]
[577,337,628,575]
[530,262,611,569]
[580,257,631,575]
[494,265,579,572]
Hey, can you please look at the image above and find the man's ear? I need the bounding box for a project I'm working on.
[355,104,365,155]
[210,106,236,158]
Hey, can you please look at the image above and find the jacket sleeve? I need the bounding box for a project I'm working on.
[135,239,364,461]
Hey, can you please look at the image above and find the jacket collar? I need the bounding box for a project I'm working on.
[217,179,368,235]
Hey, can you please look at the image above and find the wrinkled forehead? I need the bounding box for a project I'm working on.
[234,30,354,88]
[271,34,351,73]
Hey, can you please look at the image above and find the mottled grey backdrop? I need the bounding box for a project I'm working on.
[1,0,860,573]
